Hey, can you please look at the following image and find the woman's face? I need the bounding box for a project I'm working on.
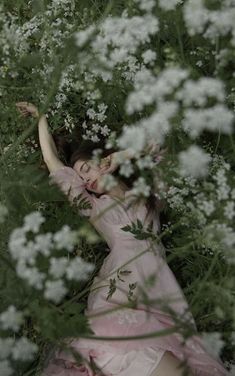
[73,159,108,194]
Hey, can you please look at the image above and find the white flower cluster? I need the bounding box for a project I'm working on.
[158,0,183,11]
[176,78,226,107]
[121,55,141,82]
[0,9,43,69]
[64,112,75,133]
[213,166,231,201]
[82,103,111,142]
[133,0,156,12]
[0,306,23,332]
[119,160,134,178]
[183,0,235,46]
[130,177,151,197]
[164,155,235,249]
[117,125,146,155]
[166,186,189,212]
[118,67,187,154]
[46,0,75,18]
[8,212,94,303]
[201,332,225,359]
[75,12,159,80]
[74,25,96,48]
[123,65,233,151]
[0,305,38,376]
[99,174,118,191]
[196,199,215,217]
[0,336,38,376]
[178,145,211,178]
[134,0,182,12]
[182,104,234,139]
[224,201,235,221]
[126,66,188,115]
[141,49,157,66]
[0,203,8,224]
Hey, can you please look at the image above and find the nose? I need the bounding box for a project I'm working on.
[84,177,91,186]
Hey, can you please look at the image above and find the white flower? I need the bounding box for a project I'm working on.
[201,332,225,359]
[136,155,155,170]
[0,338,14,359]
[119,160,134,177]
[133,0,155,12]
[74,25,96,47]
[141,111,171,145]
[99,174,118,190]
[198,200,215,217]
[183,0,235,45]
[183,0,210,36]
[126,67,188,115]
[130,177,151,197]
[12,337,38,361]
[224,201,235,220]
[16,263,46,290]
[176,78,225,107]
[0,203,8,224]
[44,279,68,303]
[49,257,68,279]
[179,145,211,178]
[91,123,100,132]
[86,108,96,120]
[159,0,182,11]
[100,125,110,136]
[53,225,78,252]
[8,227,27,260]
[66,257,94,281]
[34,233,53,256]
[0,306,24,332]
[142,49,157,65]
[182,105,234,139]
[117,125,146,155]
[231,188,235,200]
[91,134,100,143]
[213,168,230,201]
[0,360,13,376]
[23,211,45,233]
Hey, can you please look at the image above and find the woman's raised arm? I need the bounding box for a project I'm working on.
[16,102,64,173]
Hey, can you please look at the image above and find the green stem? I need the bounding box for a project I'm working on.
[76,324,181,341]
[229,133,235,156]
[214,130,221,154]
[175,18,185,64]
[189,251,219,308]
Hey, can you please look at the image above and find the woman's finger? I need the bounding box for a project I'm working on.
[16,101,28,106]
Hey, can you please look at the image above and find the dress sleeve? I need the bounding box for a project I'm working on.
[49,166,95,217]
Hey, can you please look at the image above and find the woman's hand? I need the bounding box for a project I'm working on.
[99,154,119,174]
[16,102,39,119]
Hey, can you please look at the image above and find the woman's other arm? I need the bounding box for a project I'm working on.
[16,102,64,173]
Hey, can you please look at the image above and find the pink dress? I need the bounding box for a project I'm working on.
[43,166,229,376]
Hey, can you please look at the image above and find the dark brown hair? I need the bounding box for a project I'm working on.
[52,130,165,225]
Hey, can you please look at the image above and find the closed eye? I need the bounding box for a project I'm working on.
[84,163,90,172]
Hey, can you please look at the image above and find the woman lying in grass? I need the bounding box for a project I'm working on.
[16,101,229,376]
